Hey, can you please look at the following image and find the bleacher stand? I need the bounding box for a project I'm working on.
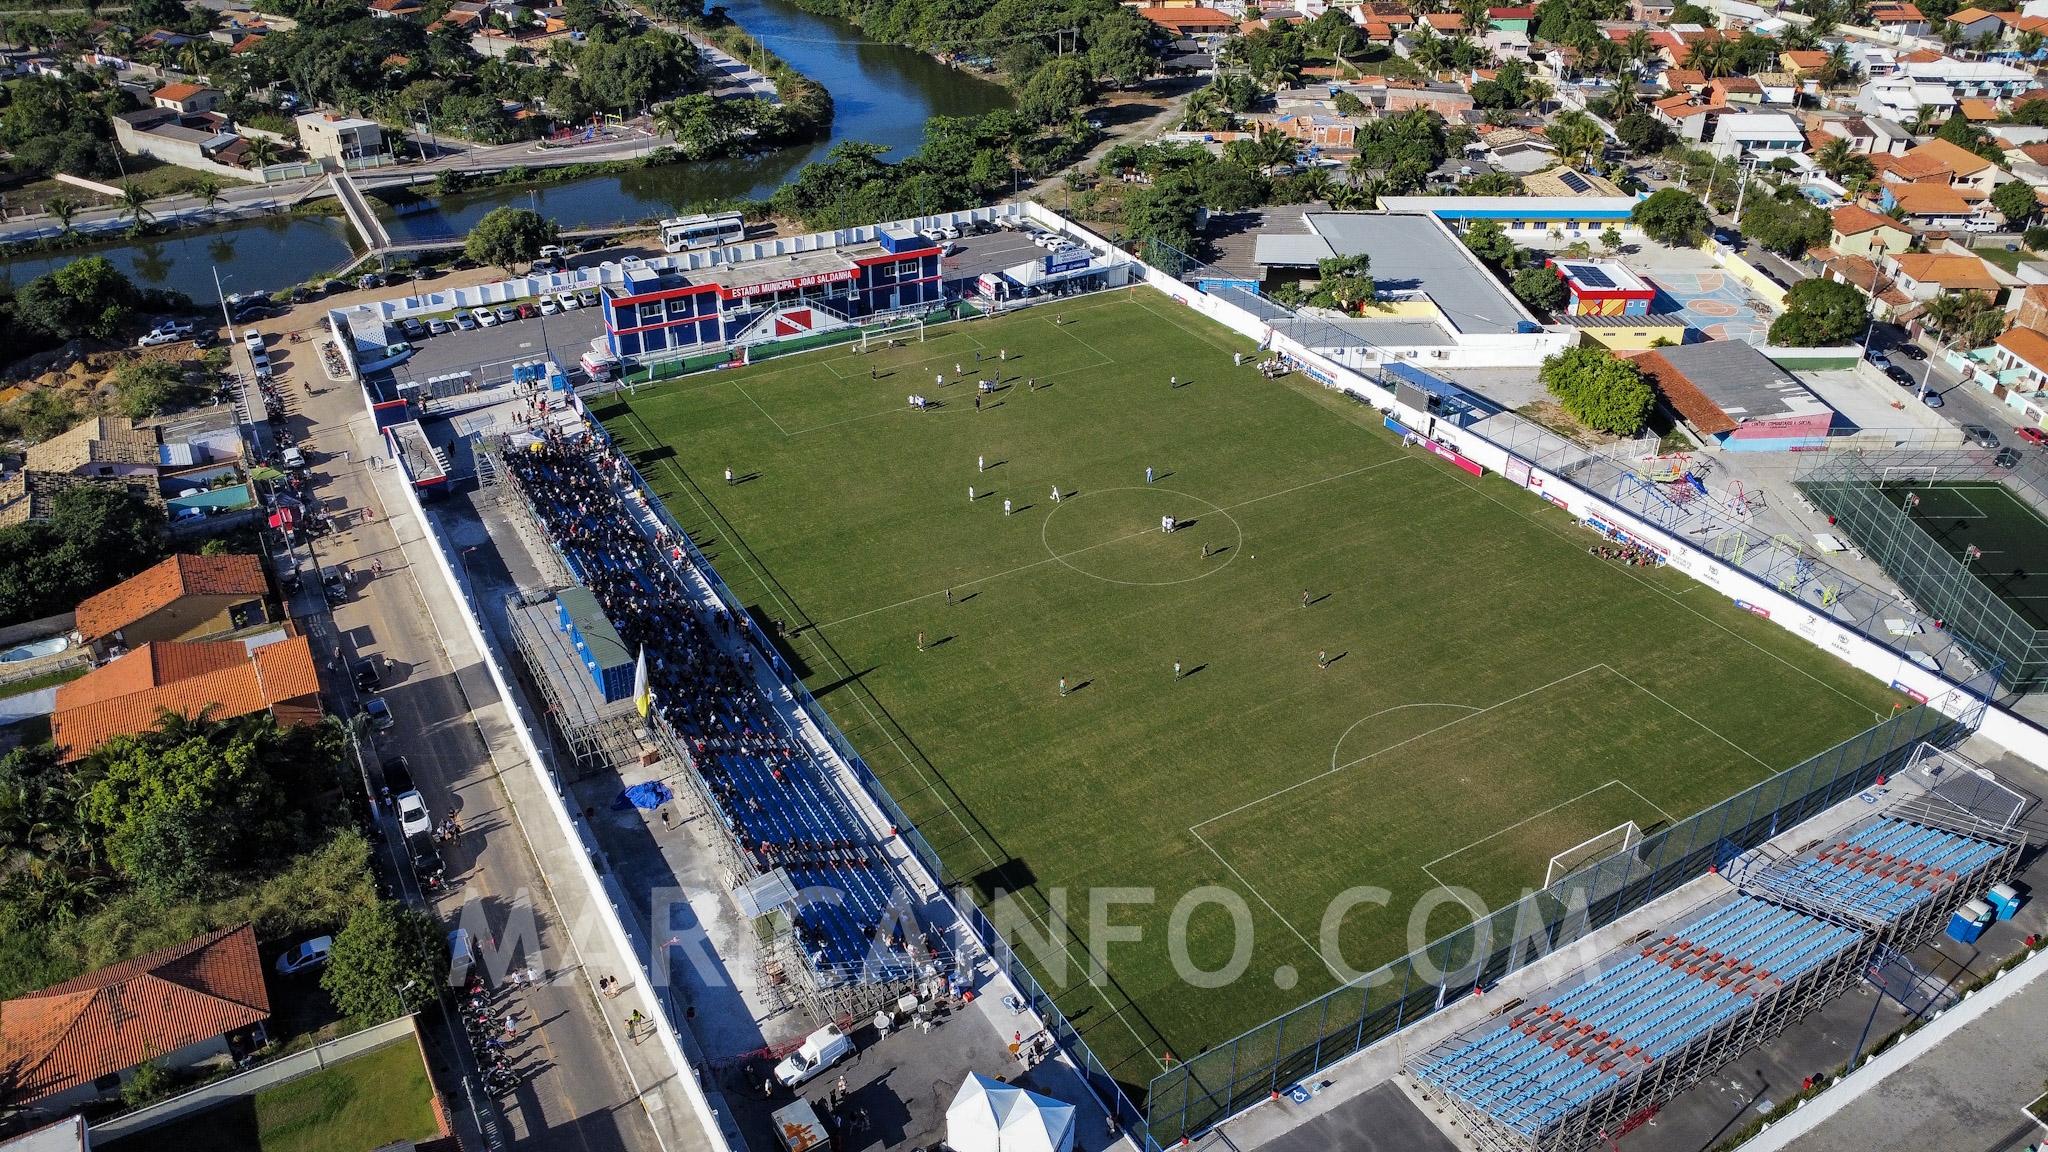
[502,421,925,985]
[1411,810,2021,1152]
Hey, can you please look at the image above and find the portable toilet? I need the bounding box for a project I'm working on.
[1947,898,1995,944]
[1987,883,2023,921]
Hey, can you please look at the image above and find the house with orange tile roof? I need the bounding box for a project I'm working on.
[48,635,321,762]
[1707,75,1763,106]
[1829,204,1915,259]
[1959,98,2000,120]
[1421,12,1465,31]
[1992,325,2048,393]
[150,81,220,114]
[1895,137,2013,194]
[1870,3,1930,37]
[1660,66,1707,92]
[367,0,422,16]
[1945,7,2006,41]
[1137,6,1237,34]
[74,553,271,647]
[1884,252,2003,301]
[1883,181,1979,228]
[1780,49,1828,76]
[0,924,269,1116]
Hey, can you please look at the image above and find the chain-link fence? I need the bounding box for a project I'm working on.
[1143,684,1986,1145]
[1795,451,2048,687]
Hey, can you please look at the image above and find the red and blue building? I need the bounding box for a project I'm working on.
[602,227,943,361]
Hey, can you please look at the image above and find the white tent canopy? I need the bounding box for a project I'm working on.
[944,1073,1076,1152]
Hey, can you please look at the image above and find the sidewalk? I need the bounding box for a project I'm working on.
[347,406,732,1152]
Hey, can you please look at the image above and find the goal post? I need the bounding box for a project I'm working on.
[1546,821,1642,890]
[861,316,925,351]
[1881,465,1939,486]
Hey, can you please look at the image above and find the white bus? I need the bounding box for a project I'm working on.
[660,211,746,251]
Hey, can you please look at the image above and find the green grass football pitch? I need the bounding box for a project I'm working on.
[594,291,1905,1092]
[1881,480,2048,629]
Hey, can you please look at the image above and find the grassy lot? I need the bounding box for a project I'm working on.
[0,665,86,700]
[102,1040,439,1152]
[1974,245,2029,273]
[598,291,1905,1092]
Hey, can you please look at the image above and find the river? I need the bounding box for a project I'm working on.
[0,0,1009,300]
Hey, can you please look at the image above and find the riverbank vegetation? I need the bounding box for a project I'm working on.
[773,0,1153,91]
[769,108,1097,229]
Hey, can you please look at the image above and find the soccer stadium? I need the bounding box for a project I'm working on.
[587,288,1927,1107]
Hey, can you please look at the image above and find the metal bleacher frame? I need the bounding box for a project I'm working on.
[1412,795,2025,1152]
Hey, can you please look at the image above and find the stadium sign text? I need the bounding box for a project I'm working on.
[728,268,858,298]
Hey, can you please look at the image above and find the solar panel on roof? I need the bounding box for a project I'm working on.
[1573,266,1615,288]
[1558,169,1592,193]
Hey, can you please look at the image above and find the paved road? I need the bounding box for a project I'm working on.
[261,311,665,1152]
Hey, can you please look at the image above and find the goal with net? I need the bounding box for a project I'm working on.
[861,316,925,352]
[1881,465,1939,486]
[1546,821,1643,890]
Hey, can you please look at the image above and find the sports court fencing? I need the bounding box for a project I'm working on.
[1143,682,1988,1145]
[1795,450,2048,687]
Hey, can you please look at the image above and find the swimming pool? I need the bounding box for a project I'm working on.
[0,637,69,663]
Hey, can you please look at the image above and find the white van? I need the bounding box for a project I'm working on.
[581,351,620,382]
[772,1024,853,1087]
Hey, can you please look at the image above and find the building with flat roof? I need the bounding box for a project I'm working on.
[295,112,387,166]
[555,586,635,704]
[1636,340,1839,449]
[1546,258,1656,315]
[1377,195,1641,243]
[1245,212,1571,366]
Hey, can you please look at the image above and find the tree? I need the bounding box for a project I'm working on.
[1310,253,1375,310]
[42,194,79,234]
[1740,192,1829,256]
[0,484,166,627]
[1615,112,1669,155]
[1020,58,1094,126]
[1921,290,2004,347]
[1512,261,1568,312]
[1539,346,1654,435]
[1547,111,1604,167]
[1123,170,1202,256]
[322,900,449,1021]
[465,207,558,275]
[1599,227,1623,254]
[1992,178,2038,228]
[193,177,222,216]
[1768,277,1869,346]
[1460,218,1518,265]
[117,182,154,233]
[2026,224,2048,251]
[1632,187,1710,247]
[13,255,137,342]
[1936,113,2006,164]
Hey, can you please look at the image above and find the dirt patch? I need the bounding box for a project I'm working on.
[1516,399,1628,448]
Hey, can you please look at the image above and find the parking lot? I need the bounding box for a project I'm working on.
[942,225,1088,285]
[388,304,611,387]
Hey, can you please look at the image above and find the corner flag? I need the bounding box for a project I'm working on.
[633,646,651,717]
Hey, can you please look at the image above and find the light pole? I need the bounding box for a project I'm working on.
[392,978,418,1016]
[212,264,235,332]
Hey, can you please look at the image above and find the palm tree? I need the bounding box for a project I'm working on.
[1817,43,1853,88]
[1938,20,1967,53]
[653,98,691,142]
[176,41,204,77]
[193,177,222,216]
[246,136,282,169]
[1411,28,1451,73]
[117,182,154,232]
[43,193,78,234]
[1814,136,1854,179]
[1623,30,1653,77]
[2020,29,2045,58]
[1911,105,1943,135]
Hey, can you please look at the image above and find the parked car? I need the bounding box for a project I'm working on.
[1891,343,1927,361]
[1865,350,1892,370]
[538,244,566,261]
[531,260,558,275]
[358,273,383,290]
[2017,426,2048,447]
[559,292,581,310]
[577,289,600,308]
[449,928,475,984]
[243,328,265,350]
[1995,446,2022,468]
[1921,389,1945,408]
[395,788,431,836]
[353,656,380,693]
[137,326,185,347]
[428,316,452,335]
[539,295,561,315]
[1885,365,1916,386]
[401,317,426,339]
[577,237,609,253]
[325,279,352,294]
[1961,423,2000,448]
[383,756,415,796]
[773,1025,854,1087]
[515,302,538,320]
[192,328,220,349]
[408,831,444,889]
[321,564,348,605]
[495,305,519,324]
[478,308,501,327]
[458,311,480,330]
[275,936,334,975]
[364,695,395,731]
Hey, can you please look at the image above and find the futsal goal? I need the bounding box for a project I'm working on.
[1881,465,1940,486]
[1546,821,1643,889]
[861,316,925,351]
